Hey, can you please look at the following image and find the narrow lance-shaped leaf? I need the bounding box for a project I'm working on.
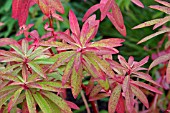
[131,84,149,108]
[10,45,24,57]
[108,84,121,113]
[149,53,170,70]
[71,67,82,99]
[149,5,170,14]
[28,61,46,78]
[122,76,133,113]
[25,90,36,113]
[82,4,101,22]
[153,16,170,30]
[0,74,20,82]
[115,95,125,113]
[100,0,113,21]
[0,38,18,47]
[42,91,72,113]
[0,90,15,109]
[131,81,162,94]
[62,57,75,86]
[138,28,170,44]
[155,0,170,8]
[132,19,161,29]
[107,12,126,37]
[166,60,170,83]
[50,0,64,14]
[33,92,52,113]
[69,10,80,37]
[8,88,23,112]
[89,84,102,98]
[131,0,144,8]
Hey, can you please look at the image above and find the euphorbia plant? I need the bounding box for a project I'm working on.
[0,0,165,113]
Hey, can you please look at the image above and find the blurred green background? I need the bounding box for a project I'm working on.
[0,0,168,112]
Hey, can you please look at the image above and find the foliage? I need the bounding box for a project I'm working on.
[0,0,169,113]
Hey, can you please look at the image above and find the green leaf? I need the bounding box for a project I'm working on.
[25,90,36,113]
[28,46,50,60]
[0,90,15,109]
[22,39,28,55]
[42,91,72,113]
[8,88,23,112]
[108,84,121,113]
[50,51,76,72]
[131,84,149,108]
[45,97,61,113]
[10,45,24,57]
[28,83,61,92]
[28,61,46,78]
[0,73,20,82]
[33,92,52,113]
[62,57,75,85]
[71,67,82,99]
[37,81,70,88]
[34,58,56,64]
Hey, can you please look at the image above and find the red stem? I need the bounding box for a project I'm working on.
[81,84,99,113]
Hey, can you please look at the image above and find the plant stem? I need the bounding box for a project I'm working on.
[81,91,91,113]
[81,84,99,113]
[90,101,98,113]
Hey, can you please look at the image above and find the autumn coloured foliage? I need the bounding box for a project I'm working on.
[0,0,169,113]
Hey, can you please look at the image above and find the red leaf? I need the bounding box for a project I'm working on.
[116,94,125,113]
[69,10,81,37]
[66,101,80,110]
[12,0,35,26]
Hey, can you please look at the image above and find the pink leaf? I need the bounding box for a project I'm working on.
[138,28,170,44]
[166,60,170,83]
[82,4,101,22]
[122,76,133,113]
[107,12,126,37]
[52,13,64,21]
[89,38,125,48]
[0,38,18,47]
[131,0,144,8]
[118,55,130,69]
[66,101,80,110]
[131,84,149,108]
[153,16,170,30]
[69,10,80,37]
[149,5,170,14]
[155,0,170,8]
[50,0,64,14]
[131,81,162,94]
[149,53,170,70]
[100,0,113,21]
